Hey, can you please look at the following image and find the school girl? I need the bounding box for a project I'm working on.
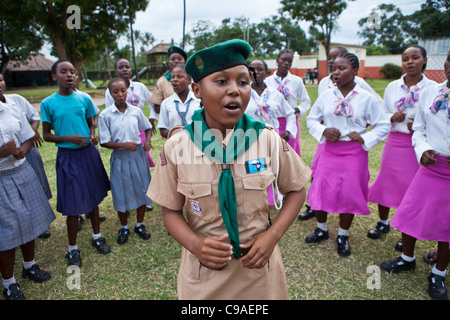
[266,49,311,156]
[380,51,450,300]
[41,60,111,267]
[147,39,311,299]
[0,101,55,300]
[368,45,436,246]
[105,58,156,170]
[99,78,153,244]
[151,46,187,113]
[300,46,384,221]
[157,64,201,138]
[306,53,390,256]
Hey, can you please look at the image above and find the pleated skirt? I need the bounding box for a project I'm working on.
[368,132,419,209]
[26,146,52,200]
[139,130,155,167]
[391,155,450,244]
[277,117,301,156]
[307,140,371,215]
[56,144,110,216]
[110,145,152,212]
[0,161,55,251]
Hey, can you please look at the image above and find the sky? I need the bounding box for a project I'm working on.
[42,0,426,59]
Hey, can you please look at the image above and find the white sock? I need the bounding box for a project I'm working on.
[401,253,415,262]
[92,233,102,240]
[317,222,327,231]
[378,219,389,225]
[338,227,349,237]
[23,259,36,270]
[432,265,447,277]
[2,276,16,289]
[135,222,143,228]
[121,225,129,230]
[68,244,78,252]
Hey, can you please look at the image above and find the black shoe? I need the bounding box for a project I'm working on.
[78,216,84,231]
[337,235,351,257]
[135,224,151,240]
[380,256,416,273]
[38,230,51,239]
[21,264,51,283]
[146,205,153,212]
[117,227,130,245]
[305,228,329,244]
[92,237,111,254]
[298,205,315,221]
[65,249,82,267]
[394,238,403,252]
[367,222,390,239]
[428,273,448,300]
[3,283,25,300]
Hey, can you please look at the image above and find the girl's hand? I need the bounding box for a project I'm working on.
[421,150,439,167]
[32,131,44,148]
[406,117,414,133]
[195,234,233,270]
[391,111,406,123]
[143,140,153,152]
[123,142,138,151]
[347,131,364,144]
[12,147,26,160]
[69,135,89,147]
[280,131,290,141]
[323,128,341,142]
[447,155,450,165]
[90,134,99,146]
[0,138,17,157]
[240,231,277,269]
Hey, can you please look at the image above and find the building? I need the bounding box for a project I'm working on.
[144,41,172,81]
[4,55,55,87]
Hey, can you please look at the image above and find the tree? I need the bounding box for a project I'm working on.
[407,0,450,39]
[280,0,355,55]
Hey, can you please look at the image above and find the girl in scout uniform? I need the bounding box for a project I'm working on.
[380,51,450,300]
[99,78,153,245]
[306,53,390,257]
[0,101,55,300]
[147,39,311,300]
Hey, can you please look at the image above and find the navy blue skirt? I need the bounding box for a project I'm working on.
[56,144,110,216]
[26,146,52,200]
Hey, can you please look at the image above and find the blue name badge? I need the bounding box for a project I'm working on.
[245,158,267,174]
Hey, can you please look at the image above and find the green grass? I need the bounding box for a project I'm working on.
[7,80,439,301]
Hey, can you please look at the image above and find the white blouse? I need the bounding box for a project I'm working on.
[157,90,201,131]
[307,83,390,151]
[245,85,297,138]
[383,74,437,134]
[4,94,40,123]
[265,71,311,118]
[412,80,450,163]
[0,102,36,170]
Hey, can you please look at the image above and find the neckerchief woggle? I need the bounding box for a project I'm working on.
[185,109,266,257]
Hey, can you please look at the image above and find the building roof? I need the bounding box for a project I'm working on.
[144,41,171,55]
[7,55,55,72]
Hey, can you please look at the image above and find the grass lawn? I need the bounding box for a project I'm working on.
[6,79,438,301]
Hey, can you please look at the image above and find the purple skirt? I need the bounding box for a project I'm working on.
[310,142,325,178]
[277,117,301,156]
[56,144,110,216]
[368,132,419,208]
[139,130,155,168]
[307,140,370,215]
[391,155,450,244]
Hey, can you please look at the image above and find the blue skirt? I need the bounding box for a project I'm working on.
[0,161,55,251]
[56,144,110,216]
[26,146,52,200]
[110,145,152,212]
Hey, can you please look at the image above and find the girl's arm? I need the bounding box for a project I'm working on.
[240,188,306,269]
[87,117,98,145]
[143,128,153,151]
[12,138,33,160]
[163,207,233,270]
[0,139,17,158]
[100,141,138,151]
[42,122,88,146]
[30,120,44,148]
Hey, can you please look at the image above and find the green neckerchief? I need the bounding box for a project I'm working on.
[164,70,172,82]
[185,109,265,257]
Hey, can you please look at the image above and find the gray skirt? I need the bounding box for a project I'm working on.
[0,161,55,251]
[110,145,152,212]
[26,146,52,200]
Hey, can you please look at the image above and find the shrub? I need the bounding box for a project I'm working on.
[380,63,402,79]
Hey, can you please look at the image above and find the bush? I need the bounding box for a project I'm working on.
[380,63,403,79]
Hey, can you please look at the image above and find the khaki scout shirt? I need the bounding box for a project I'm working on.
[147,126,311,299]
[150,77,174,106]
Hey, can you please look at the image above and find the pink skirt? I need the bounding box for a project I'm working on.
[277,117,301,156]
[139,130,155,167]
[368,132,419,208]
[310,142,325,178]
[307,140,370,215]
[391,155,450,244]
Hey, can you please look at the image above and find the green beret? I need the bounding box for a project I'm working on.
[185,39,252,82]
[167,46,187,60]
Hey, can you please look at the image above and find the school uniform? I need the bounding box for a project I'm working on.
[266,71,311,155]
[391,81,450,244]
[106,80,156,167]
[368,74,437,208]
[40,91,110,216]
[147,111,311,300]
[157,90,201,131]
[306,84,390,215]
[99,102,152,212]
[0,102,55,251]
[150,76,174,106]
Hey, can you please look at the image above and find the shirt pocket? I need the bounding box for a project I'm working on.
[177,181,218,222]
[241,170,275,215]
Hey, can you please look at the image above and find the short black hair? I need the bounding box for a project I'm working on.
[277,49,294,59]
[404,45,428,71]
[337,53,360,70]
[107,78,127,91]
[51,59,70,74]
